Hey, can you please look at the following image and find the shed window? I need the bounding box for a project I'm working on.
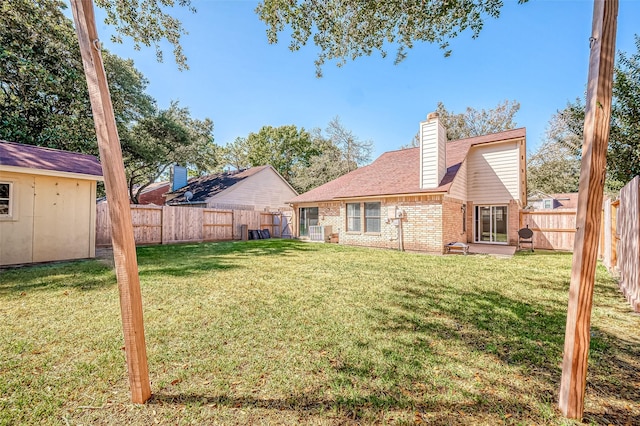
[364,202,381,233]
[0,182,11,216]
[346,203,361,232]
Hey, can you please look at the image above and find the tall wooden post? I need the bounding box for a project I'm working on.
[70,0,151,404]
[559,0,617,419]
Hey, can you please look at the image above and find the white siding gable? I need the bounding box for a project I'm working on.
[420,116,446,189]
[208,167,297,211]
[448,159,467,201]
[467,141,520,204]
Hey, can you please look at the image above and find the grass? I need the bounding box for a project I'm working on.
[0,240,639,425]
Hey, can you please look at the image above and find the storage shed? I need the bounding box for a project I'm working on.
[0,141,103,266]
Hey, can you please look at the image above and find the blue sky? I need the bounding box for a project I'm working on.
[90,0,640,159]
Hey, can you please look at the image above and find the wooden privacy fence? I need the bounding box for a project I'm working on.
[606,176,640,312]
[96,204,291,246]
[520,176,639,312]
[520,209,577,251]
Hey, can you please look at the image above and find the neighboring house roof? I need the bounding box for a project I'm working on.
[0,140,103,178]
[550,192,579,209]
[528,191,578,209]
[137,181,170,205]
[291,128,525,203]
[167,165,287,204]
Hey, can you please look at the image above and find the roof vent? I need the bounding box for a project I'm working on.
[184,191,193,202]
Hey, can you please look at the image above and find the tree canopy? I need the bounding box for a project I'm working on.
[124,102,219,203]
[224,118,372,193]
[531,35,640,194]
[257,0,528,76]
[94,0,195,70]
[526,110,581,195]
[1,0,221,201]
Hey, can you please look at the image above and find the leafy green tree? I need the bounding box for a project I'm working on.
[0,0,155,154]
[257,0,528,77]
[238,125,318,182]
[124,102,219,203]
[94,0,195,70]
[0,0,95,151]
[546,36,640,192]
[527,111,581,195]
[609,35,640,188]
[223,137,252,171]
[290,129,350,193]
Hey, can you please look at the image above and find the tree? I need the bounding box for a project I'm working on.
[546,36,640,192]
[257,0,528,77]
[0,0,155,155]
[401,100,520,148]
[290,128,351,193]
[436,100,521,140]
[609,35,640,188]
[94,0,194,70]
[326,116,372,172]
[223,137,252,171]
[227,125,318,182]
[527,111,581,195]
[123,102,219,203]
[0,0,95,152]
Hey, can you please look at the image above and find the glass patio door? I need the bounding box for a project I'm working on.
[475,205,508,243]
[299,207,318,237]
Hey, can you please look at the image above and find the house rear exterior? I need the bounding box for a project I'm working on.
[0,141,103,265]
[290,113,526,253]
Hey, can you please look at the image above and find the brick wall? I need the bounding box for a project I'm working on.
[442,197,466,245]
[312,195,446,253]
[507,199,520,245]
[317,202,341,236]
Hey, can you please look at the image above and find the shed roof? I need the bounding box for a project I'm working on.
[291,128,525,203]
[0,141,102,178]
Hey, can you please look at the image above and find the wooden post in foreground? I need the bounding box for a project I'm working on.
[70,0,151,404]
[559,0,617,419]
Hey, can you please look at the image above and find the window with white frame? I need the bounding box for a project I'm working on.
[0,182,12,216]
[364,202,381,233]
[346,203,361,232]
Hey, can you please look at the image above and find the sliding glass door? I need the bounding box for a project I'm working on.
[475,205,508,244]
[299,207,318,237]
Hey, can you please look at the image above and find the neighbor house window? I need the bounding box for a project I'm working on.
[0,182,11,216]
[364,202,381,233]
[543,199,553,209]
[346,203,361,232]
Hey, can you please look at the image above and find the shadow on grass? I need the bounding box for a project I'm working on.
[0,260,115,295]
[148,391,543,424]
[135,239,318,278]
[377,274,640,420]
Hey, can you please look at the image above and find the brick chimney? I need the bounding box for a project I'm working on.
[419,112,446,189]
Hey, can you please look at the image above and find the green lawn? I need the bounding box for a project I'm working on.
[1,240,638,425]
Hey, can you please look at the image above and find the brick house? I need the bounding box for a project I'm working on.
[289,113,527,253]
